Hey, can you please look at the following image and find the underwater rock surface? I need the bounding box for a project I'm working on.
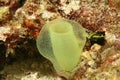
[0,0,120,80]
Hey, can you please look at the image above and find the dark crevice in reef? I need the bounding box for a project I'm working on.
[0,40,7,71]
[84,32,106,51]
[89,32,105,46]
[19,0,26,7]
[6,38,42,64]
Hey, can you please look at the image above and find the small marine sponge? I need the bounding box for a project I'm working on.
[36,18,87,78]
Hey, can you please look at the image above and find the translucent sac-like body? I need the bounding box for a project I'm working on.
[36,18,87,78]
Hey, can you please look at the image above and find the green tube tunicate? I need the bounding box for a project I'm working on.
[36,18,88,78]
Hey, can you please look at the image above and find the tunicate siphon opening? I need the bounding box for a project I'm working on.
[36,18,88,79]
[49,21,72,34]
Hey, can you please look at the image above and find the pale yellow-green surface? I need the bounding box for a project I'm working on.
[36,18,87,78]
[49,20,80,71]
